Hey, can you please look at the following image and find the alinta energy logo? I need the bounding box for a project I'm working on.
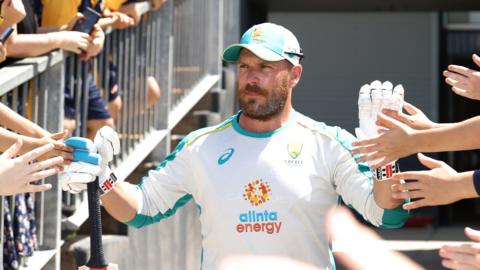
[243,179,271,206]
[236,179,282,235]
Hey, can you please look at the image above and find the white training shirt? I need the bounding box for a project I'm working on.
[126,110,408,270]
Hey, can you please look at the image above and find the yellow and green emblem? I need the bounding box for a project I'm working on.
[287,142,303,159]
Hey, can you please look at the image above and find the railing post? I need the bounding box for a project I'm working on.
[158,0,174,131]
[38,55,65,270]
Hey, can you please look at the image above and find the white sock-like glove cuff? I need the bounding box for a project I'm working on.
[374,161,400,181]
[98,166,119,195]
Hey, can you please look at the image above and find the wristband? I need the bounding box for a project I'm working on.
[100,172,118,195]
[374,161,400,181]
[473,170,480,196]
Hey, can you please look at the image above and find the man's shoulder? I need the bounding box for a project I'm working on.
[294,112,356,147]
[182,114,236,146]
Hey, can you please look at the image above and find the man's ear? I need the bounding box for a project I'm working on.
[290,64,303,88]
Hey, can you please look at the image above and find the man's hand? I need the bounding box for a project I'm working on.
[60,137,102,193]
[60,127,120,194]
[93,126,120,194]
[355,80,404,178]
[60,161,102,193]
[389,153,477,210]
[0,140,64,195]
[440,227,480,270]
[356,81,404,139]
[444,54,480,101]
[356,80,404,140]
[94,126,120,163]
[352,100,441,168]
[80,25,105,61]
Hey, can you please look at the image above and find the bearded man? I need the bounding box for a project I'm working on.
[61,23,408,270]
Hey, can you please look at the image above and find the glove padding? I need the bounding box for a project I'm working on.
[60,128,120,194]
[356,80,404,140]
[356,80,404,180]
[93,126,120,189]
[94,125,120,164]
[60,162,102,193]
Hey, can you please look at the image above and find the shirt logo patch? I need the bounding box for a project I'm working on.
[284,142,304,166]
[287,142,303,159]
[218,148,234,165]
[243,179,271,206]
[237,179,282,234]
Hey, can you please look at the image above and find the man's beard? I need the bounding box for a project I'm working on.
[238,78,289,121]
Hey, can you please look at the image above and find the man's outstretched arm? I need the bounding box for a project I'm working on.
[60,126,195,228]
[101,182,140,222]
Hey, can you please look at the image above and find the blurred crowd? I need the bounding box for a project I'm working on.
[0,0,167,189]
[0,0,165,268]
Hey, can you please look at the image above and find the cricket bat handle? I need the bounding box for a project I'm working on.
[86,177,108,268]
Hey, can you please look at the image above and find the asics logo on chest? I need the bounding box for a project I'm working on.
[218,148,235,165]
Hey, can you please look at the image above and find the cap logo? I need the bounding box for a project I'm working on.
[286,46,296,53]
[251,27,264,41]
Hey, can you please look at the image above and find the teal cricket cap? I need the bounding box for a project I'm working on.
[222,22,304,66]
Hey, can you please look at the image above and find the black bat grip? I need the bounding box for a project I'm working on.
[86,178,108,268]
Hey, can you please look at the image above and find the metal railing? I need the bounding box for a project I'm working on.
[0,0,227,269]
[61,3,170,219]
[0,51,64,269]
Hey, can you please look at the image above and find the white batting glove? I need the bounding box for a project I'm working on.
[60,161,102,193]
[60,127,120,194]
[356,80,404,180]
[60,137,102,193]
[93,126,121,195]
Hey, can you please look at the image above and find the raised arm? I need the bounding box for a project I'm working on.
[0,127,72,161]
[0,140,64,195]
[0,103,50,137]
[390,153,478,210]
[101,182,141,222]
[353,114,480,168]
[61,127,196,228]
[443,53,480,101]
[329,126,407,228]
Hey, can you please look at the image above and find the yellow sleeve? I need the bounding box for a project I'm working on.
[41,0,81,27]
[104,0,127,11]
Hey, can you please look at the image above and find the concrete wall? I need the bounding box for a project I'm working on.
[269,12,439,135]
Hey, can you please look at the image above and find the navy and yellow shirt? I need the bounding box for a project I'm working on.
[41,0,127,27]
